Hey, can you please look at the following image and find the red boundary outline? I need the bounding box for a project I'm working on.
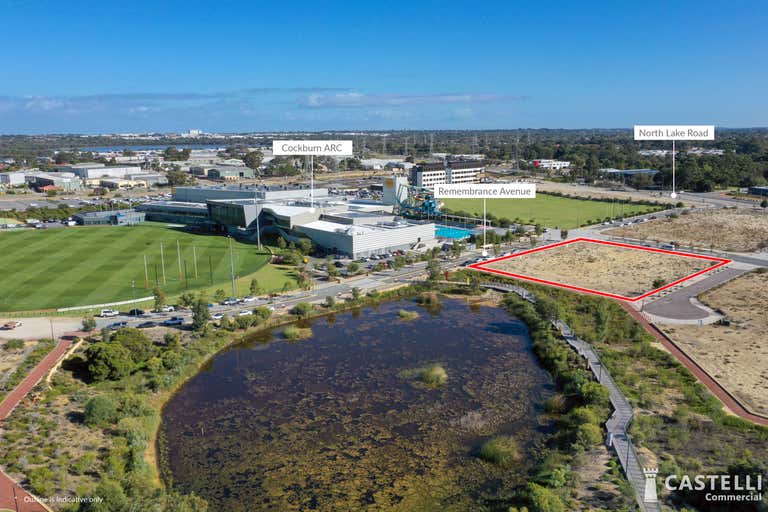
[468,237,732,302]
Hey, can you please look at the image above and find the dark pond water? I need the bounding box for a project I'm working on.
[161,298,555,511]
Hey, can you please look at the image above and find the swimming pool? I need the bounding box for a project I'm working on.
[435,225,473,239]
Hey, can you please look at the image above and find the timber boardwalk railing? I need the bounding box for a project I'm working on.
[481,282,661,512]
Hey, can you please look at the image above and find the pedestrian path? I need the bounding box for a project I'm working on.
[481,283,661,511]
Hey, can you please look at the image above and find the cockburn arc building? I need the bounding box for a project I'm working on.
[137,185,436,258]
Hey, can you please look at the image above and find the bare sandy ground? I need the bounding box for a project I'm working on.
[661,271,768,416]
[607,209,768,252]
[483,241,708,297]
[534,180,702,206]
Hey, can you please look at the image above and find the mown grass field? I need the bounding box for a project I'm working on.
[442,193,664,229]
[0,223,295,312]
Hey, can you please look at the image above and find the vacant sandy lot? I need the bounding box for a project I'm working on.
[607,208,768,252]
[482,241,710,298]
[662,270,768,416]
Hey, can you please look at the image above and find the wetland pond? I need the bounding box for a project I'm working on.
[161,297,556,511]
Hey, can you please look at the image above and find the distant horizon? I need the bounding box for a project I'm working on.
[2,125,768,137]
[2,1,766,133]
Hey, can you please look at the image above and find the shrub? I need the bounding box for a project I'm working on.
[86,342,134,382]
[397,309,419,320]
[479,436,521,467]
[418,364,448,387]
[292,302,312,318]
[575,422,603,449]
[4,339,24,351]
[84,396,117,427]
[283,325,313,341]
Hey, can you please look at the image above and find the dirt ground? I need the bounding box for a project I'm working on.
[0,339,37,386]
[534,180,703,206]
[482,241,708,298]
[661,270,768,416]
[606,208,768,252]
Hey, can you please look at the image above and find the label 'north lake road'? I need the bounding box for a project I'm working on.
[273,140,353,156]
[433,183,536,199]
[634,125,715,140]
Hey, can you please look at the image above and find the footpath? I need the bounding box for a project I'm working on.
[481,283,661,512]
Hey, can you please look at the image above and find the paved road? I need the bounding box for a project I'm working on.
[641,266,748,320]
[0,336,76,512]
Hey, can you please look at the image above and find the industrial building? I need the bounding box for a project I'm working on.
[24,171,83,192]
[532,159,571,170]
[137,183,437,258]
[749,186,768,197]
[55,163,144,179]
[73,209,146,226]
[207,166,256,180]
[409,161,485,188]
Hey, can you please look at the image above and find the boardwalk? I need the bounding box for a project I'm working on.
[482,283,661,512]
[0,336,76,512]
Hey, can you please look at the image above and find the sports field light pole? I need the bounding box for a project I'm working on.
[160,242,167,285]
[143,254,149,289]
[131,280,136,315]
[309,155,315,212]
[481,197,488,257]
[176,240,183,280]
[192,246,199,279]
[228,236,236,297]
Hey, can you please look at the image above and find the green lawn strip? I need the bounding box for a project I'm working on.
[442,192,664,229]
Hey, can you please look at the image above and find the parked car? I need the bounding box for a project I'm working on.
[160,305,175,312]
[127,308,145,316]
[211,312,224,320]
[2,321,22,330]
[137,321,157,329]
[162,317,184,326]
[334,261,345,268]
[240,296,257,303]
[238,310,253,316]
[107,321,128,330]
[221,298,239,306]
[99,309,120,317]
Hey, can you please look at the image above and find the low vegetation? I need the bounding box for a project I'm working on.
[283,325,313,341]
[478,436,521,467]
[417,364,448,387]
[397,309,420,320]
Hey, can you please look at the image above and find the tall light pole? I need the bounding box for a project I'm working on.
[228,236,236,297]
[160,242,167,285]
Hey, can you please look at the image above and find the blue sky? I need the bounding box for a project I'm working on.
[1,0,766,133]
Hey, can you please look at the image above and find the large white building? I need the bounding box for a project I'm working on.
[409,161,484,188]
[532,159,571,170]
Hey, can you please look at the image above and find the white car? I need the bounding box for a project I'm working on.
[238,310,253,316]
[160,305,175,312]
[211,312,224,320]
[221,298,239,306]
[240,296,257,303]
[100,309,120,317]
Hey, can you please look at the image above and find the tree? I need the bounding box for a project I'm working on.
[191,297,211,331]
[179,292,196,308]
[214,289,227,302]
[325,295,336,308]
[253,306,272,322]
[219,314,233,331]
[297,238,313,255]
[761,199,768,209]
[427,259,441,282]
[352,287,362,301]
[166,169,192,186]
[292,302,312,318]
[249,278,261,296]
[243,150,264,170]
[112,327,156,364]
[153,287,166,311]
[347,261,360,274]
[560,229,569,240]
[527,482,566,512]
[277,237,287,250]
[83,479,129,512]
[82,315,97,332]
[83,396,117,427]
[86,342,134,382]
